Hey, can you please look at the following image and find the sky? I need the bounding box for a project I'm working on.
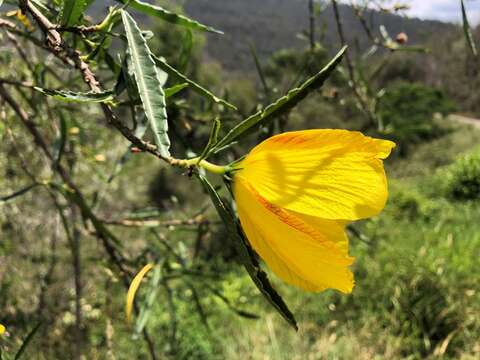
[346,0,480,24]
[403,0,480,24]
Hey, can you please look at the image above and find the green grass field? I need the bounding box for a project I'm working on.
[103,122,480,360]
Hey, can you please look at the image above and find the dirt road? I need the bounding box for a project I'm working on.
[448,114,480,128]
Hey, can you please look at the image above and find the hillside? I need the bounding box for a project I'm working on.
[183,0,455,71]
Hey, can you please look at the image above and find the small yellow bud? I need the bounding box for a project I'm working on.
[69,127,80,135]
[94,154,107,162]
[0,324,6,335]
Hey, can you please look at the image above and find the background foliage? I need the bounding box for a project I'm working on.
[1,0,479,359]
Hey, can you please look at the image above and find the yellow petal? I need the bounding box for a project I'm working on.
[236,129,395,221]
[0,324,5,335]
[234,179,354,293]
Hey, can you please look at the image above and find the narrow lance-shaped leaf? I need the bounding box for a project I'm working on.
[60,0,88,27]
[135,264,162,334]
[212,46,347,152]
[249,42,270,99]
[206,284,260,319]
[461,0,478,57]
[1,184,39,203]
[14,323,42,360]
[126,263,154,324]
[152,54,237,110]
[52,112,67,164]
[34,87,115,103]
[164,83,188,98]
[198,118,221,162]
[116,58,180,102]
[115,0,222,34]
[196,174,298,330]
[178,30,193,73]
[122,10,171,157]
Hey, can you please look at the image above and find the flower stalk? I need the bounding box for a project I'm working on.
[176,157,229,175]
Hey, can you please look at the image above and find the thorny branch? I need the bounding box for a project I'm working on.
[20,0,178,165]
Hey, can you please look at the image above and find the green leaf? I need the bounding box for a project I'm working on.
[212,46,347,151]
[198,118,221,162]
[152,54,236,110]
[52,112,68,164]
[196,174,298,331]
[206,284,260,320]
[33,87,115,103]
[60,0,87,27]
[178,30,193,73]
[1,184,39,203]
[115,0,222,34]
[122,10,171,158]
[14,323,41,360]
[249,42,270,98]
[135,264,162,334]
[461,0,478,57]
[164,83,188,98]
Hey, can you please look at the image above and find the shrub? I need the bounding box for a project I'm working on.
[387,184,443,221]
[378,83,456,156]
[444,150,480,200]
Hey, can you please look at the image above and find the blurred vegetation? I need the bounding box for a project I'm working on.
[443,149,480,201]
[378,82,456,155]
[1,0,480,359]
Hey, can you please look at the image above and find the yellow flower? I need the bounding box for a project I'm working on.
[0,323,5,335]
[233,129,395,293]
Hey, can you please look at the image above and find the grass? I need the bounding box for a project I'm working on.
[2,123,480,359]
[166,122,480,359]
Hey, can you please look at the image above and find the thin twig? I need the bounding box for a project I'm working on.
[103,216,212,228]
[331,0,377,126]
[22,0,178,165]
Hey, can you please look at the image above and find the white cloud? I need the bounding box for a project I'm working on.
[405,0,480,24]
[345,0,480,24]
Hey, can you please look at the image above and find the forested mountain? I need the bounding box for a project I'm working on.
[182,0,454,71]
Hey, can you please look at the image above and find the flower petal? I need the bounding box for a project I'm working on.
[234,179,354,293]
[236,129,395,220]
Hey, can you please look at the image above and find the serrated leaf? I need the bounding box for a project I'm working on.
[60,0,87,27]
[152,54,237,110]
[212,46,346,151]
[34,87,115,103]
[30,0,50,13]
[122,10,171,157]
[461,0,478,57]
[115,0,222,34]
[196,174,298,330]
